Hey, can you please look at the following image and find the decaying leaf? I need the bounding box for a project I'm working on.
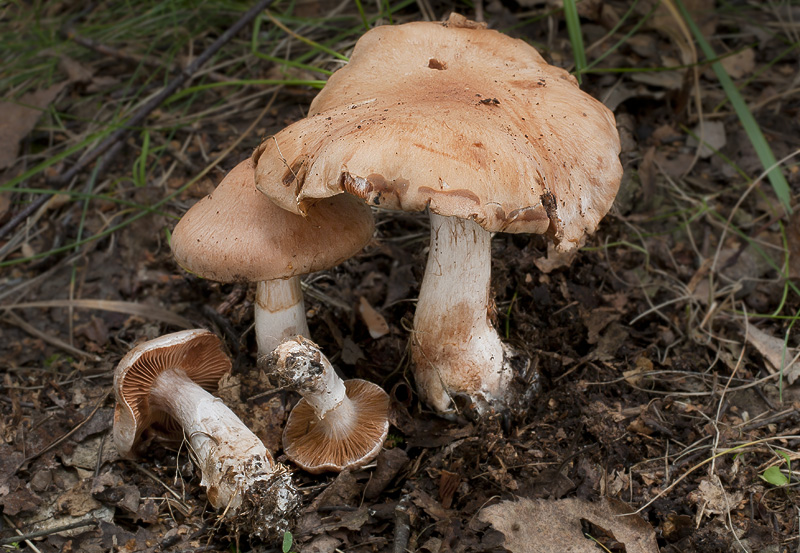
[686,120,726,158]
[688,476,745,524]
[744,325,800,384]
[479,497,658,553]
[720,48,755,79]
[0,82,67,169]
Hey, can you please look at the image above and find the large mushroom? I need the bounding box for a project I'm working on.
[171,158,374,354]
[260,336,390,474]
[252,14,622,414]
[113,329,299,539]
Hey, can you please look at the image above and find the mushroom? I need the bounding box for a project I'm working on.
[252,14,622,414]
[260,336,390,474]
[113,329,299,539]
[171,158,374,354]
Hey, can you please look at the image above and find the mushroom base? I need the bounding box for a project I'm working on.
[412,213,515,414]
[149,368,299,537]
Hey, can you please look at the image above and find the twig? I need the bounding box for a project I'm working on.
[67,32,231,83]
[0,0,276,241]
[392,492,412,553]
[1,515,43,552]
[0,518,99,546]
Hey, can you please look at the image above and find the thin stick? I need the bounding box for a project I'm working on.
[2,515,44,552]
[0,519,98,546]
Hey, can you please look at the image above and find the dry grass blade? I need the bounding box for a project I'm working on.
[674,0,792,211]
[630,435,800,515]
[1,299,194,329]
[2,311,101,361]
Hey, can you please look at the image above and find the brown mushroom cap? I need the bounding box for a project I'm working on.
[171,158,375,282]
[282,379,390,474]
[254,14,621,251]
[113,329,231,457]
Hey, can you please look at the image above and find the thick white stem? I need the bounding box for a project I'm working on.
[412,213,512,413]
[255,277,310,354]
[149,369,284,514]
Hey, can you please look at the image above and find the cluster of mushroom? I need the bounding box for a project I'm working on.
[111,12,621,543]
[252,13,622,413]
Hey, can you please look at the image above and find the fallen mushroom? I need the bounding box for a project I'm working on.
[171,158,374,354]
[259,336,390,474]
[252,14,622,414]
[113,329,299,539]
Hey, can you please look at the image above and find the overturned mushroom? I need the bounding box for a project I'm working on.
[260,336,390,474]
[171,159,374,354]
[113,329,299,539]
[253,14,621,414]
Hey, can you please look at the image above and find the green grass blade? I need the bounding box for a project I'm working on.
[563,0,587,83]
[675,0,792,212]
[354,0,370,31]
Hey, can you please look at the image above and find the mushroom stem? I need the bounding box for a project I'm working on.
[255,277,310,354]
[148,367,298,536]
[261,337,390,473]
[266,337,350,422]
[412,212,513,413]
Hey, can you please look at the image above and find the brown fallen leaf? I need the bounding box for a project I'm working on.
[479,497,658,553]
[59,56,94,83]
[364,447,409,500]
[0,82,67,169]
[720,48,755,79]
[358,296,390,338]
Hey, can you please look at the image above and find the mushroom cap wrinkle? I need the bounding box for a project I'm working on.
[171,158,375,283]
[113,328,231,456]
[254,14,622,251]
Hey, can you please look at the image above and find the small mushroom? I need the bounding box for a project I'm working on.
[253,15,622,414]
[171,159,374,354]
[260,336,390,474]
[113,329,299,539]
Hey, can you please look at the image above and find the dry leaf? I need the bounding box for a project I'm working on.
[687,120,726,158]
[358,296,390,338]
[721,48,755,79]
[479,497,658,553]
[688,476,744,525]
[0,82,67,169]
[59,56,94,83]
[745,324,800,384]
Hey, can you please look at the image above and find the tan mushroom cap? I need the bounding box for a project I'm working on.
[171,158,375,283]
[113,329,231,457]
[253,14,621,251]
[282,379,390,474]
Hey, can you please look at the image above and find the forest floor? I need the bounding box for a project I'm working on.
[1,1,799,552]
